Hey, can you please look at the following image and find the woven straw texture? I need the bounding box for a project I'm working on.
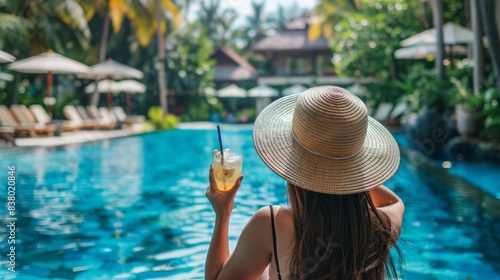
[253,86,400,194]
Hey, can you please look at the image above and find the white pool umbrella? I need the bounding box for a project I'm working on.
[395,44,468,59]
[0,71,13,81]
[80,59,143,80]
[282,84,307,95]
[114,80,146,93]
[85,79,118,93]
[80,59,144,108]
[8,51,90,74]
[248,85,278,116]
[248,85,279,97]
[8,50,90,115]
[0,50,16,63]
[217,84,247,98]
[114,80,147,113]
[400,22,474,47]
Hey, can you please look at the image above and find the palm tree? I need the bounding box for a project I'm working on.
[0,13,32,52]
[245,1,267,47]
[198,0,237,47]
[0,0,91,104]
[479,0,500,88]
[470,0,484,95]
[0,0,90,58]
[431,0,445,80]
[309,0,360,41]
[78,0,180,108]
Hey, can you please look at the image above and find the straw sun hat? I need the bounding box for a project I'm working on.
[253,85,400,195]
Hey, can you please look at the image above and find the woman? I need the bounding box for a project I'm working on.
[205,86,404,280]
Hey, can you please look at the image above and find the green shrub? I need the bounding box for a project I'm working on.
[182,95,226,122]
[163,113,180,129]
[146,106,179,130]
[396,64,454,113]
[480,88,500,141]
[450,76,483,109]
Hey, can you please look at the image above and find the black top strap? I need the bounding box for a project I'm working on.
[269,205,282,280]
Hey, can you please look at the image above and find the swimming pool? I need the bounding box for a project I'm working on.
[0,129,499,279]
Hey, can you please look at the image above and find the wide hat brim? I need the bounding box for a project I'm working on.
[253,93,400,195]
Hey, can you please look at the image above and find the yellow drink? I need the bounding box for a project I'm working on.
[213,149,243,191]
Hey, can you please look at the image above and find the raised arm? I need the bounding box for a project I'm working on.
[215,207,273,279]
[205,166,242,279]
[205,167,271,280]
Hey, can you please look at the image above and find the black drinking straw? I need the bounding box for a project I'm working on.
[217,124,224,164]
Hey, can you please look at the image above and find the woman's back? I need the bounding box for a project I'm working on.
[205,86,404,280]
[268,206,294,280]
[264,185,401,280]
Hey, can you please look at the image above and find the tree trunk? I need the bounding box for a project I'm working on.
[479,0,500,88]
[470,0,484,95]
[99,6,111,62]
[155,0,168,114]
[432,0,445,80]
[91,2,111,106]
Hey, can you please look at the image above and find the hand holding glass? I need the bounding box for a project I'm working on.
[213,149,243,191]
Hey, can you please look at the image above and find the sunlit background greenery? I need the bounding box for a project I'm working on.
[0,0,499,140]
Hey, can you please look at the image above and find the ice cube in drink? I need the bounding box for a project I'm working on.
[213,149,243,191]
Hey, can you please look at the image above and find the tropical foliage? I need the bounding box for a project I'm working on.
[0,0,91,61]
[1,0,499,140]
[146,106,179,129]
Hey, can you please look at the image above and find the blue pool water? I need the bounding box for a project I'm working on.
[438,161,500,199]
[393,133,500,199]
[0,129,499,279]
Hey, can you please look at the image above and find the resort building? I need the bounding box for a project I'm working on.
[251,13,365,88]
[210,47,258,88]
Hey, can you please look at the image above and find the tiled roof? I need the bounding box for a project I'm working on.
[251,29,330,52]
[211,47,258,81]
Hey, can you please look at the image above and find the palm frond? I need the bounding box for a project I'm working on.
[109,0,127,33]
[0,12,33,49]
[56,0,91,39]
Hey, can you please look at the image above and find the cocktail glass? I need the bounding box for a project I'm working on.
[213,149,243,191]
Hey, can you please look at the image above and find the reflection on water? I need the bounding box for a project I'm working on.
[0,129,499,279]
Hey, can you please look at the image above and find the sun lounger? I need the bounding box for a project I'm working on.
[99,107,121,129]
[99,107,116,123]
[76,105,93,122]
[0,126,16,145]
[63,105,101,130]
[86,105,116,129]
[0,105,56,137]
[11,105,58,136]
[75,105,115,129]
[29,104,81,132]
[112,106,145,124]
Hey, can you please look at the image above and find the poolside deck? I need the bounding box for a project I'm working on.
[12,129,131,147]
[0,122,255,149]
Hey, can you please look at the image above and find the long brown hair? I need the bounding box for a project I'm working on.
[287,183,402,280]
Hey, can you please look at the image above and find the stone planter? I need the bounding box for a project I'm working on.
[455,104,482,138]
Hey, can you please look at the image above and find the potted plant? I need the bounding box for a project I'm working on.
[451,77,484,138]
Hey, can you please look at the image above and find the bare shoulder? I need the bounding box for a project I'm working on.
[251,206,292,227]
